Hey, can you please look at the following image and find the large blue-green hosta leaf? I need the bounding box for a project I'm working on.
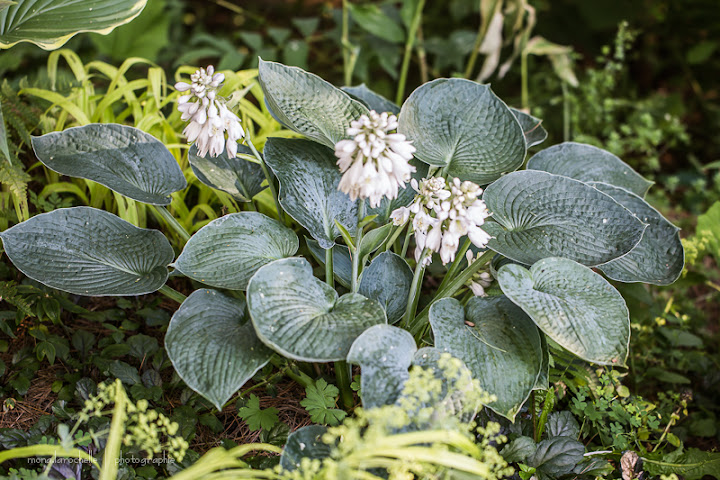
[173,212,298,290]
[165,289,273,410]
[31,124,186,205]
[263,138,357,249]
[510,108,548,148]
[591,182,684,285]
[398,78,526,185]
[527,142,653,197]
[0,0,147,50]
[358,252,413,324]
[280,425,332,472]
[342,84,400,115]
[247,258,386,362]
[482,170,646,266]
[258,59,369,148]
[497,257,630,365]
[347,324,416,408]
[188,144,265,202]
[429,296,543,420]
[0,207,172,296]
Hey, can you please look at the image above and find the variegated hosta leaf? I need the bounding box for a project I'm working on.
[165,289,273,410]
[31,124,186,205]
[173,212,298,290]
[0,207,173,296]
[398,78,526,185]
[482,170,646,266]
[429,296,543,420]
[497,257,630,366]
[246,257,386,362]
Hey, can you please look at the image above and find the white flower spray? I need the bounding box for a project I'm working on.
[334,110,416,208]
[175,65,244,158]
[392,177,492,267]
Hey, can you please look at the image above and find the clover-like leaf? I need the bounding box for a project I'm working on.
[497,257,630,365]
[188,144,265,202]
[258,59,369,148]
[0,0,147,50]
[31,124,186,205]
[280,425,332,472]
[358,252,413,324]
[165,289,273,411]
[591,182,684,285]
[342,84,400,115]
[347,325,416,408]
[398,78,526,184]
[527,142,653,197]
[510,107,548,148]
[247,257,386,362]
[0,207,173,296]
[263,138,358,249]
[173,212,298,291]
[483,170,646,266]
[429,296,543,420]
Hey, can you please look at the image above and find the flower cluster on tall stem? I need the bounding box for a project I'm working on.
[175,65,244,158]
[335,110,416,208]
[392,177,492,267]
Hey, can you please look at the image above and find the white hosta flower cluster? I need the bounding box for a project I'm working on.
[466,251,493,297]
[335,110,416,208]
[391,177,492,267]
[175,65,244,158]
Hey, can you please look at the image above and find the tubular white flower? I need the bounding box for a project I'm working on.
[466,251,494,297]
[335,110,416,208]
[175,65,244,158]
[392,176,492,266]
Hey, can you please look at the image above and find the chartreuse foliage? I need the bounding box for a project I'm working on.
[0,57,685,478]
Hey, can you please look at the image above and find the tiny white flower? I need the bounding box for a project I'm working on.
[335,110,416,207]
[391,206,410,226]
[175,65,244,158]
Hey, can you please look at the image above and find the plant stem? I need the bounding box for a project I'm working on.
[341,0,356,86]
[100,380,125,480]
[384,222,406,253]
[269,357,314,389]
[153,205,190,242]
[245,132,286,226]
[325,247,335,289]
[436,238,471,293]
[400,227,413,257]
[562,81,570,142]
[351,201,366,293]
[403,248,430,329]
[335,360,354,410]
[395,0,426,105]
[159,285,187,304]
[521,51,529,110]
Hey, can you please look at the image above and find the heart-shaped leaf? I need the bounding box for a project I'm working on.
[188,144,265,202]
[347,324,416,408]
[0,207,173,296]
[173,212,298,290]
[31,124,186,205]
[342,84,400,115]
[429,296,543,420]
[358,252,413,324]
[398,78,526,184]
[258,59,369,148]
[306,237,353,288]
[527,142,653,197]
[527,436,585,476]
[247,257,386,362]
[497,257,630,365]
[0,0,147,50]
[263,137,358,249]
[165,289,273,410]
[591,182,684,285]
[482,170,646,266]
[279,425,331,472]
[510,107,548,148]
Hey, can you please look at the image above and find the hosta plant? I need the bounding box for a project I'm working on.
[0,59,684,452]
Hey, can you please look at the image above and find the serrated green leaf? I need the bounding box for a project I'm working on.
[31,124,186,205]
[546,411,580,438]
[189,144,266,202]
[258,59,369,148]
[247,257,386,362]
[347,324,416,408]
[527,142,653,197]
[527,436,584,476]
[166,289,273,410]
[498,257,630,366]
[483,170,645,266]
[501,436,536,463]
[0,0,147,50]
[358,251,413,324]
[238,395,279,431]
[592,182,684,285]
[300,379,347,425]
[398,78,526,184]
[174,212,298,291]
[429,296,543,420]
[0,207,173,296]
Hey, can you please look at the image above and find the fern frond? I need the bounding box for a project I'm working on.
[0,281,35,318]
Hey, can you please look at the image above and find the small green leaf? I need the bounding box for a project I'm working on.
[501,436,536,463]
[0,103,10,163]
[357,223,393,261]
[527,436,585,476]
[348,4,405,43]
[334,219,356,250]
[300,379,347,425]
[546,411,580,438]
[238,395,279,431]
[36,341,56,364]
